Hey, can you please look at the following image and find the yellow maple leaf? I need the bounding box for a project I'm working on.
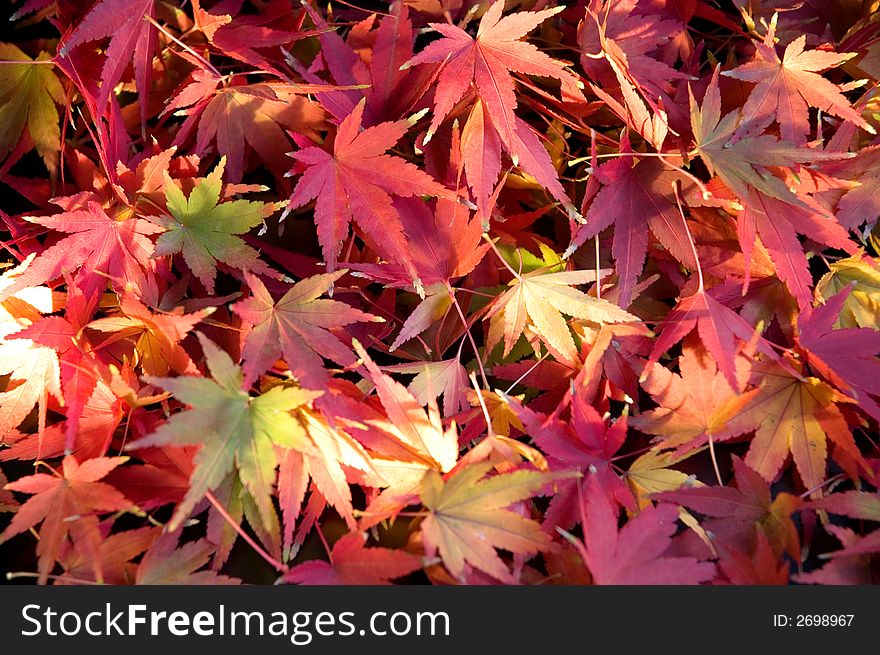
[420,463,572,582]
[486,255,638,365]
[815,253,880,330]
[732,362,862,491]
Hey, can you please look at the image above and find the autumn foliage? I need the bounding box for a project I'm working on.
[1,0,880,586]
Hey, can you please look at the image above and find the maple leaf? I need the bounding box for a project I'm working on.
[511,390,634,528]
[0,379,128,463]
[794,491,880,582]
[572,320,653,402]
[457,98,577,225]
[794,524,880,585]
[459,98,502,226]
[383,358,471,418]
[104,446,193,511]
[0,43,65,174]
[150,158,276,293]
[355,340,459,473]
[404,0,579,151]
[645,288,774,392]
[87,292,212,376]
[0,468,18,512]
[587,56,670,150]
[231,271,382,389]
[578,0,690,104]
[350,196,488,290]
[3,0,879,589]
[717,532,790,585]
[0,257,61,439]
[283,532,422,585]
[274,398,379,537]
[740,191,856,311]
[419,462,569,583]
[135,531,240,585]
[657,456,802,559]
[388,286,452,352]
[689,67,840,206]
[573,473,715,585]
[287,99,458,292]
[815,254,880,329]
[797,287,880,421]
[192,0,300,77]
[722,21,874,144]
[9,275,101,452]
[808,491,880,522]
[345,340,460,528]
[0,200,162,303]
[363,3,430,123]
[182,84,325,183]
[632,336,760,453]
[56,526,157,585]
[570,139,698,307]
[823,529,880,560]
[829,146,880,231]
[126,333,320,532]
[729,360,863,491]
[0,455,132,584]
[625,447,703,510]
[486,250,638,366]
[58,0,158,122]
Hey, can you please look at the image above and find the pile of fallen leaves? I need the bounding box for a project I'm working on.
[1,0,879,586]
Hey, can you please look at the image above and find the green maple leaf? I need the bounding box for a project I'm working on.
[689,66,841,208]
[152,157,276,293]
[126,332,319,531]
[0,43,65,174]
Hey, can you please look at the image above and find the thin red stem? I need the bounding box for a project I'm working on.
[206,491,288,573]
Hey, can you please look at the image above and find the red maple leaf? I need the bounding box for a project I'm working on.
[8,274,106,454]
[232,271,382,388]
[283,532,422,585]
[796,287,880,421]
[570,136,697,307]
[578,0,690,103]
[286,100,458,293]
[0,455,132,583]
[723,21,875,144]
[645,288,774,392]
[135,530,240,584]
[59,0,159,123]
[656,456,802,560]
[349,197,488,289]
[511,390,633,529]
[570,473,715,584]
[0,200,161,303]
[404,0,580,150]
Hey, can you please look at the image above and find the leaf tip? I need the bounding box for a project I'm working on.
[407,108,429,126]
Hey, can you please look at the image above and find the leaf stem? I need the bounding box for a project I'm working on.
[6,571,101,584]
[672,180,705,292]
[799,474,843,499]
[206,491,288,573]
[469,371,496,440]
[481,233,522,281]
[0,59,56,65]
[707,435,724,487]
[144,14,222,78]
[503,352,550,395]
[447,284,489,389]
[314,520,333,560]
